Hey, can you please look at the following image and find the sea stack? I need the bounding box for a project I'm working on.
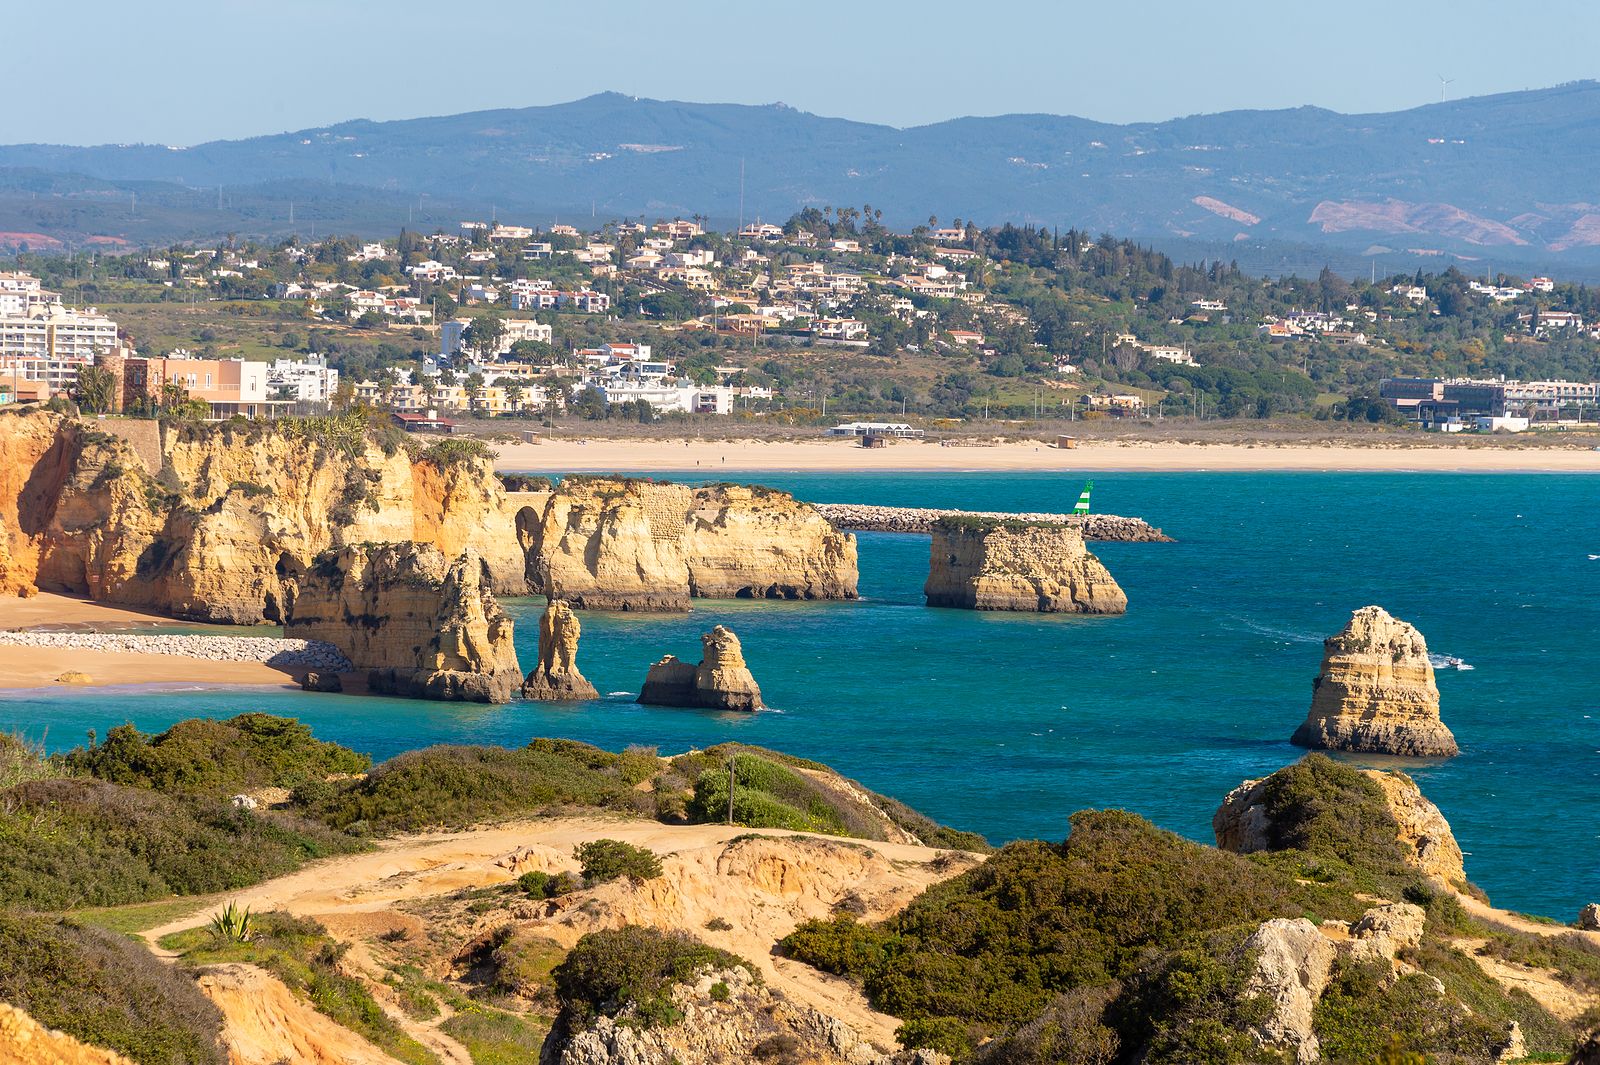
[639,625,763,711]
[1290,606,1458,758]
[522,599,598,701]
[923,517,1127,613]
[286,544,522,703]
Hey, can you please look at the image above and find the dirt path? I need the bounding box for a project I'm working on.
[143,815,967,1057]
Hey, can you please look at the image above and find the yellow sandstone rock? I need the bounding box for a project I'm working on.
[1291,605,1458,758]
[286,543,522,703]
[522,477,857,611]
[639,624,763,711]
[923,518,1127,613]
[523,599,599,701]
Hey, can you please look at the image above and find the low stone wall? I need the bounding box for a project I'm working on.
[813,503,1172,542]
[0,630,352,673]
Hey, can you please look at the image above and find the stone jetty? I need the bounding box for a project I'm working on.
[813,503,1171,542]
[0,630,351,673]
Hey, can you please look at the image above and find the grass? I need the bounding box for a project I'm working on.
[440,1008,549,1065]
[67,896,220,938]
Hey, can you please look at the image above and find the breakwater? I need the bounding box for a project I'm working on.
[0,631,352,673]
[812,503,1172,542]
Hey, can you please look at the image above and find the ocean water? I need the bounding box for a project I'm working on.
[3,471,1597,919]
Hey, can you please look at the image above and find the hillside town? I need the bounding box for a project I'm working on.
[4,211,1600,429]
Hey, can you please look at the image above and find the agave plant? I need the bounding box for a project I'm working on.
[209,901,252,944]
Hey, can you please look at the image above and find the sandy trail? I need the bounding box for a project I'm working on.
[494,437,1600,474]
[143,816,963,1054]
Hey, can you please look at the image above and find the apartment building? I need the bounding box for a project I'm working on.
[0,303,120,359]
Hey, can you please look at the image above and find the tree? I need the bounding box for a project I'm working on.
[464,314,506,361]
[73,366,118,414]
[464,372,486,414]
[504,380,525,413]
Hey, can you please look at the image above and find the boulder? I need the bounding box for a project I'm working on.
[522,599,598,701]
[638,626,763,711]
[286,544,521,703]
[523,477,857,611]
[1291,606,1458,757]
[1214,766,1465,887]
[1579,904,1600,931]
[300,670,342,693]
[53,671,93,685]
[1239,917,1336,1064]
[1345,902,1426,964]
[923,518,1127,613]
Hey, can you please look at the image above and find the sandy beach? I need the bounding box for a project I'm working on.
[0,592,298,690]
[495,436,1600,474]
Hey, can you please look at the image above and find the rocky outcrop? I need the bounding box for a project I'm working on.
[523,599,598,701]
[285,544,521,703]
[520,477,857,611]
[1239,918,1335,1065]
[923,518,1127,613]
[639,626,763,711]
[544,964,937,1065]
[1214,766,1466,887]
[1579,904,1600,931]
[0,413,528,623]
[1291,606,1457,757]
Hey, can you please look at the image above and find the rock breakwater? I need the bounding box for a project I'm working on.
[813,503,1171,542]
[0,630,351,673]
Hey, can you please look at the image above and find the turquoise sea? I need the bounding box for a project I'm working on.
[3,471,1597,919]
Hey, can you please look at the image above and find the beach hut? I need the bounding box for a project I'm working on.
[1056,435,1077,449]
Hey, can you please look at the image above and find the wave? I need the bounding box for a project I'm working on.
[1234,618,1323,645]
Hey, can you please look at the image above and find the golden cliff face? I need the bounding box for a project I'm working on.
[522,478,858,611]
[1291,606,1458,758]
[0,414,527,623]
[285,543,522,703]
[923,519,1128,614]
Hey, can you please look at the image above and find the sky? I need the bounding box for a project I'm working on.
[12,0,1600,146]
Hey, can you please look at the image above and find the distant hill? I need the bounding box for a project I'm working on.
[7,85,1600,271]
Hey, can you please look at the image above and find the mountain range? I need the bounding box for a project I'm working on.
[6,84,1600,274]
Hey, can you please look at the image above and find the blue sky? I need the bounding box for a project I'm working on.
[13,0,1600,145]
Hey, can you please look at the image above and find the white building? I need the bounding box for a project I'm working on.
[266,354,340,403]
[440,317,553,357]
[0,303,120,360]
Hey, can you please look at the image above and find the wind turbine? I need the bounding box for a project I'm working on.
[1438,75,1455,104]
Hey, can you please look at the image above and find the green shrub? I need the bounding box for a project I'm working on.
[1313,957,1505,1063]
[490,931,567,999]
[517,869,580,899]
[1256,755,1416,888]
[552,926,753,1028]
[0,777,364,909]
[784,810,1300,1053]
[297,741,646,832]
[0,910,225,1064]
[574,839,662,884]
[709,980,731,1002]
[65,715,369,797]
[970,986,1120,1065]
[0,731,60,789]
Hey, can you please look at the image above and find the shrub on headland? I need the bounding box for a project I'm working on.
[0,777,362,909]
[0,910,226,1065]
[64,714,370,797]
[293,739,649,832]
[551,926,754,1028]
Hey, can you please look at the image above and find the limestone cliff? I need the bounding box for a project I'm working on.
[1291,606,1458,758]
[0,413,527,623]
[1214,765,1466,887]
[922,518,1127,613]
[639,625,763,711]
[523,599,599,701]
[285,544,521,703]
[520,477,857,611]
[0,1003,137,1065]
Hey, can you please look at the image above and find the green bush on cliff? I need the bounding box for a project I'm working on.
[65,714,370,798]
[574,839,662,884]
[0,777,362,909]
[0,910,226,1065]
[782,810,1300,1057]
[1313,957,1507,1063]
[552,926,754,1028]
[296,740,649,833]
